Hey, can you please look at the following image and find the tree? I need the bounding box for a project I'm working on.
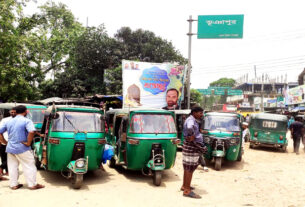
[209,78,236,87]
[115,27,186,64]
[190,89,203,106]
[0,0,44,102]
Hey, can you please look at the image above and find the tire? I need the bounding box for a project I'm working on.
[108,157,116,168]
[72,174,83,189]
[153,171,162,186]
[281,145,287,152]
[215,157,222,171]
[249,143,254,149]
[237,152,242,162]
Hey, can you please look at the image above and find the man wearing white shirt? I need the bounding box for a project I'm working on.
[0,109,16,178]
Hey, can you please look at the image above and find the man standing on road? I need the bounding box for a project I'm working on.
[0,105,45,190]
[181,106,206,199]
[289,116,304,155]
[0,109,17,177]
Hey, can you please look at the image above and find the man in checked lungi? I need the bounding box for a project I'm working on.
[181,106,206,199]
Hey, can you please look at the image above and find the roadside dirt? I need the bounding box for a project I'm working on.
[1,132,305,207]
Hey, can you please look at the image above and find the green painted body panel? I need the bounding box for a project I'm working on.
[212,150,225,157]
[35,123,43,130]
[27,105,47,109]
[203,131,241,161]
[125,138,177,170]
[249,127,287,145]
[49,131,104,139]
[56,107,103,114]
[46,138,104,171]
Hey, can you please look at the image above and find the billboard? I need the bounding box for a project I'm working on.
[122,60,186,109]
[286,85,305,105]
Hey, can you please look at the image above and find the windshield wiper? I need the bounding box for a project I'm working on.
[63,113,79,132]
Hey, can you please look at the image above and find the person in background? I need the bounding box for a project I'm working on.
[245,114,250,123]
[287,115,295,130]
[0,105,45,190]
[0,109,17,177]
[289,116,304,155]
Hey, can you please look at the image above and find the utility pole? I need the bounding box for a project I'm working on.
[186,15,195,109]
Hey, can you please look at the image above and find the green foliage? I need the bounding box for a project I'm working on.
[0,2,186,101]
[115,27,186,64]
[190,89,203,106]
[0,0,43,102]
[209,78,236,87]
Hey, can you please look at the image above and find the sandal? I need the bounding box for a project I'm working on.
[180,186,195,191]
[11,184,23,190]
[183,191,201,199]
[29,184,45,190]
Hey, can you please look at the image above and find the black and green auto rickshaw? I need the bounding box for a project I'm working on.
[249,113,288,151]
[202,112,243,170]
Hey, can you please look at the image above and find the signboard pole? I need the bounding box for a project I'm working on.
[187,15,196,109]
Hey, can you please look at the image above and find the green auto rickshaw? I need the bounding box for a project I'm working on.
[33,105,106,189]
[26,105,47,132]
[0,103,46,132]
[106,108,179,186]
[202,112,243,171]
[249,113,288,151]
[172,109,191,147]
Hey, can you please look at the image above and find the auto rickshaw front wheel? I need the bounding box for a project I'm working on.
[153,171,162,186]
[215,157,222,171]
[72,174,83,189]
[108,157,116,168]
[34,156,42,170]
[281,145,287,152]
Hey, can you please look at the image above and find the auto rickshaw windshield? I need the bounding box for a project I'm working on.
[204,115,240,132]
[52,111,104,132]
[27,109,45,124]
[130,114,176,134]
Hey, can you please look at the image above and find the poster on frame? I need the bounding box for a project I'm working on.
[122,60,186,109]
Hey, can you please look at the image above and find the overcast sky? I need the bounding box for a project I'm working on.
[25,0,305,88]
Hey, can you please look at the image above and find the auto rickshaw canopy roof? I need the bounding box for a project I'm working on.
[0,103,45,110]
[205,112,241,118]
[250,113,287,122]
[46,105,102,114]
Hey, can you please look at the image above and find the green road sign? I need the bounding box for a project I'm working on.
[214,89,225,95]
[228,89,243,96]
[197,15,244,39]
[197,89,211,95]
[208,86,231,90]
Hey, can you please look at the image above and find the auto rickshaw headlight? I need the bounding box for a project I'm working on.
[230,138,237,144]
[172,139,181,145]
[279,135,283,140]
[254,132,258,137]
[204,137,210,143]
[75,160,85,168]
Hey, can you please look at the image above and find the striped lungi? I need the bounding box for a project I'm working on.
[182,141,200,172]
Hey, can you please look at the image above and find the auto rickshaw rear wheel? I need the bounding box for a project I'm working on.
[281,145,287,152]
[72,174,83,189]
[237,152,242,161]
[215,157,222,171]
[249,143,254,149]
[153,171,162,186]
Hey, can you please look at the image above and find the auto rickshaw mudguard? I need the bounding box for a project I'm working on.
[212,150,225,157]
[146,160,165,171]
[67,160,87,174]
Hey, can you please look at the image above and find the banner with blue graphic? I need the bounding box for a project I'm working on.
[122,60,186,109]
